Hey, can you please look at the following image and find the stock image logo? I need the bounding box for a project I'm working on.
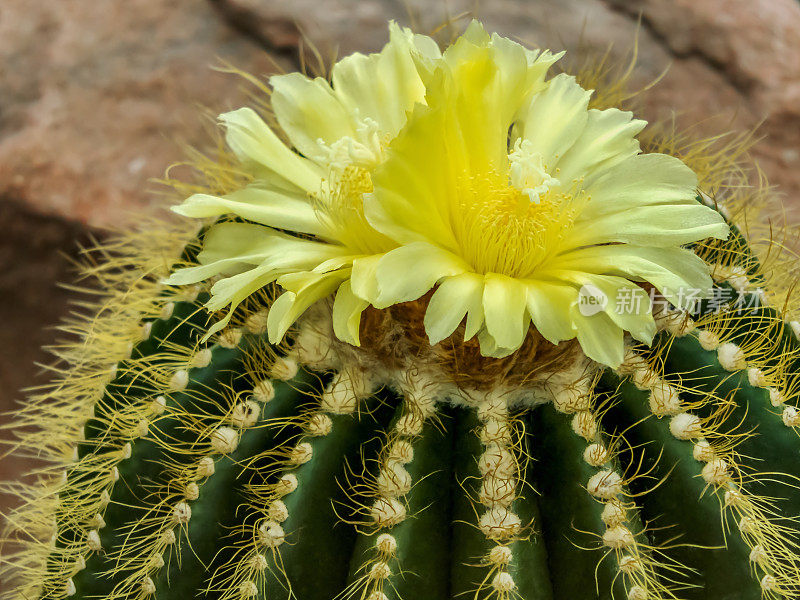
[578,284,608,316]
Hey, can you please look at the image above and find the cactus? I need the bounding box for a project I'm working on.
[3,19,800,600]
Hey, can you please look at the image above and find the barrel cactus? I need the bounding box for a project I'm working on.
[3,19,800,600]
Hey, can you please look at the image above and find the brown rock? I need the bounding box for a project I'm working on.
[0,0,289,229]
[0,199,94,514]
[605,0,800,216]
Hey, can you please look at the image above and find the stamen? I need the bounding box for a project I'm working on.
[313,165,392,255]
[452,167,580,277]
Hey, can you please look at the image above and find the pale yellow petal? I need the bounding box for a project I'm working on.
[525,280,578,344]
[372,243,469,309]
[267,271,350,343]
[570,307,625,367]
[166,262,235,286]
[424,272,485,345]
[166,224,273,284]
[460,19,491,45]
[546,271,655,345]
[482,273,530,351]
[270,73,355,160]
[349,254,384,302]
[170,221,351,338]
[366,102,462,249]
[167,223,343,285]
[437,28,533,168]
[200,264,280,341]
[555,108,646,183]
[567,204,730,250]
[331,22,429,137]
[207,265,286,314]
[578,153,697,221]
[441,21,561,125]
[546,245,713,311]
[489,33,562,119]
[220,107,322,193]
[409,27,442,61]
[515,74,591,168]
[172,187,327,237]
[312,255,360,275]
[332,280,369,346]
[205,225,346,273]
[477,329,516,359]
[369,35,560,249]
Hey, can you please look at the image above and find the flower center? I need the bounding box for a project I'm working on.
[312,115,397,255]
[315,116,390,171]
[508,139,561,204]
[314,165,393,255]
[453,150,581,278]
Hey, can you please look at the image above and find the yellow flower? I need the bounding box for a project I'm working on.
[169,20,729,369]
[166,22,440,340]
[361,21,729,367]
[167,21,561,346]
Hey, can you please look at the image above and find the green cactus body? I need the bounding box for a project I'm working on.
[4,20,800,600]
[4,250,800,600]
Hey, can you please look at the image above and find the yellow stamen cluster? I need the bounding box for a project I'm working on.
[453,170,580,278]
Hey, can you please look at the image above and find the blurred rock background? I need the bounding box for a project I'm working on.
[1,0,799,512]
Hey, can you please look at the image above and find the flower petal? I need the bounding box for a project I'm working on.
[270,73,356,160]
[350,254,384,301]
[477,329,517,359]
[555,108,646,183]
[372,242,469,308]
[166,223,343,285]
[171,187,327,237]
[567,203,730,249]
[545,271,656,345]
[368,35,561,250]
[201,263,281,340]
[514,74,591,168]
[267,270,350,343]
[332,280,369,346]
[220,107,322,193]
[578,153,698,221]
[570,306,625,367]
[207,266,275,312]
[483,273,530,351]
[441,21,561,136]
[365,102,462,249]
[437,32,526,168]
[491,35,562,113]
[424,272,485,345]
[312,255,360,275]
[166,223,273,284]
[331,22,431,137]
[546,244,714,310]
[525,280,578,344]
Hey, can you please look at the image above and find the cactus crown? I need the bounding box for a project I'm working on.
[2,18,800,600]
